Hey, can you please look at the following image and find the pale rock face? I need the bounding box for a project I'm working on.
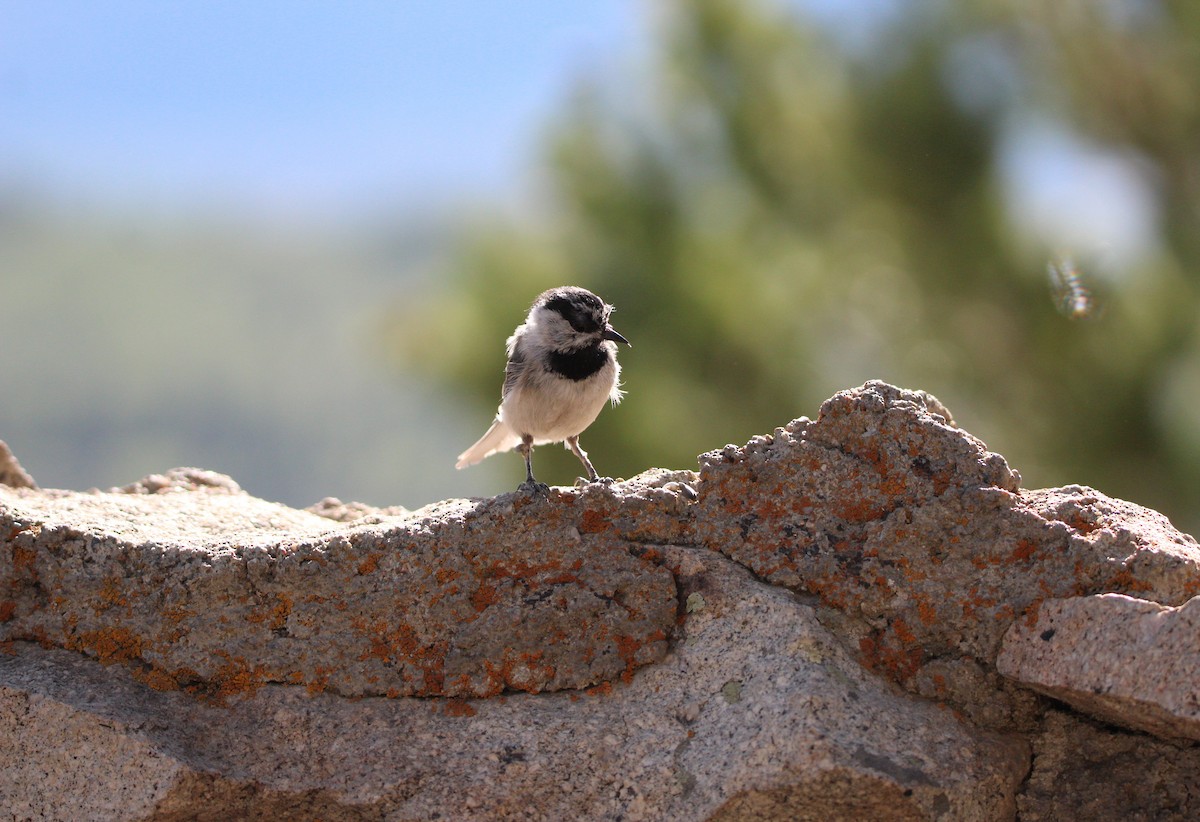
[3,381,1200,820]
[998,592,1200,741]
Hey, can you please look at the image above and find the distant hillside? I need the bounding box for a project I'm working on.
[0,193,503,507]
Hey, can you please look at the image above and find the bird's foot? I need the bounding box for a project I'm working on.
[518,479,551,496]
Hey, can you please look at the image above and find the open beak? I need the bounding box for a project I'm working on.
[603,325,631,347]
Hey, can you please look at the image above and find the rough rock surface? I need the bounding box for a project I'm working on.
[0,471,677,699]
[1018,710,1200,821]
[0,547,1027,821]
[692,388,1200,727]
[3,381,1200,820]
[998,593,1200,741]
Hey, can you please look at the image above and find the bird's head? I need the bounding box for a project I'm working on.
[527,286,630,353]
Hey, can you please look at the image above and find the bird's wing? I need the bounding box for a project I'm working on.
[502,345,526,400]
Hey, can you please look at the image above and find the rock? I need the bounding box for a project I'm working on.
[305,496,409,522]
[1018,710,1200,821]
[997,593,1200,741]
[0,440,36,490]
[692,383,1200,725]
[4,380,1200,819]
[0,547,1029,822]
[0,480,678,700]
[111,466,244,495]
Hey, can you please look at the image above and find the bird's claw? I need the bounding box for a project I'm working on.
[518,480,551,496]
[574,476,616,488]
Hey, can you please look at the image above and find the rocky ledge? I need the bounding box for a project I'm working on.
[3,382,1199,821]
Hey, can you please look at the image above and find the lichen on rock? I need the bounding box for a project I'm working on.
[3,381,1200,821]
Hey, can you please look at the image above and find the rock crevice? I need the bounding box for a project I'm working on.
[4,381,1200,821]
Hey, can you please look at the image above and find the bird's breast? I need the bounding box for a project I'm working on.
[500,348,619,443]
[547,344,610,381]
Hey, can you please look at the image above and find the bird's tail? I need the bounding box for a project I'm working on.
[456,419,522,469]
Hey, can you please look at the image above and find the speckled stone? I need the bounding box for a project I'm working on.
[0,470,679,699]
[0,547,1028,822]
[1018,710,1200,822]
[5,380,1200,820]
[691,382,1200,719]
[998,593,1200,741]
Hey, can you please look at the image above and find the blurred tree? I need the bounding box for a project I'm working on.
[388,0,1200,533]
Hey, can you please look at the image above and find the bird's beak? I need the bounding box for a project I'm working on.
[604,325,631,347]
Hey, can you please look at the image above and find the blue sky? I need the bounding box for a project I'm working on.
[1,1,641,214]
[0,0,1155,261]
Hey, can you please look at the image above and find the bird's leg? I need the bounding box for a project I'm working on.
[567,436,611,485]
[517,435,549,494]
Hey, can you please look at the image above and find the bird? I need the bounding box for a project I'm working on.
[455,286,630,493]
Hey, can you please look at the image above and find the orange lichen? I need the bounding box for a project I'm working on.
[132,666,182,692]
[1022,599,1044,629]
[614,634,651,684]
[356,553,382,575]
[246,592,293,632]
[306,666,334,696]
[834,498,890,524]
[472,582,501,612]
[891,617,917,645]
[958,585,999,621]
[859,631,923,683]
[635,547,663,564]
[75,627,143,665]
[1008,539,1038,562]
[579,509,610,534]
[210,652,270,700]
[96,578,129,612]
[442,698,477,717]
[161,604,190,624]
[0,601,15,622]
[352,617,448,694]
[585,681,613,697]
[1063,513,1101,535]
[484,558,565,582]
[11,545,36,574]
[802,576,856,610]
[916,598,938,626]
[1106,569,1155,593]
[270,593,292,631]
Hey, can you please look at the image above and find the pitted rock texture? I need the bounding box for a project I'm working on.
[0,548,1028,822]
[0,473,678,699]
[5,381,1200,821]
[998,593,1200,741]
[1018,710,1200,822]
[693,384,1200,706]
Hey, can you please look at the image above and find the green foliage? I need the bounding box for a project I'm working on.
[394,0,1200,533]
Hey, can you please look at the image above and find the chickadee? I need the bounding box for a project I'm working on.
[456,286,630,492]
